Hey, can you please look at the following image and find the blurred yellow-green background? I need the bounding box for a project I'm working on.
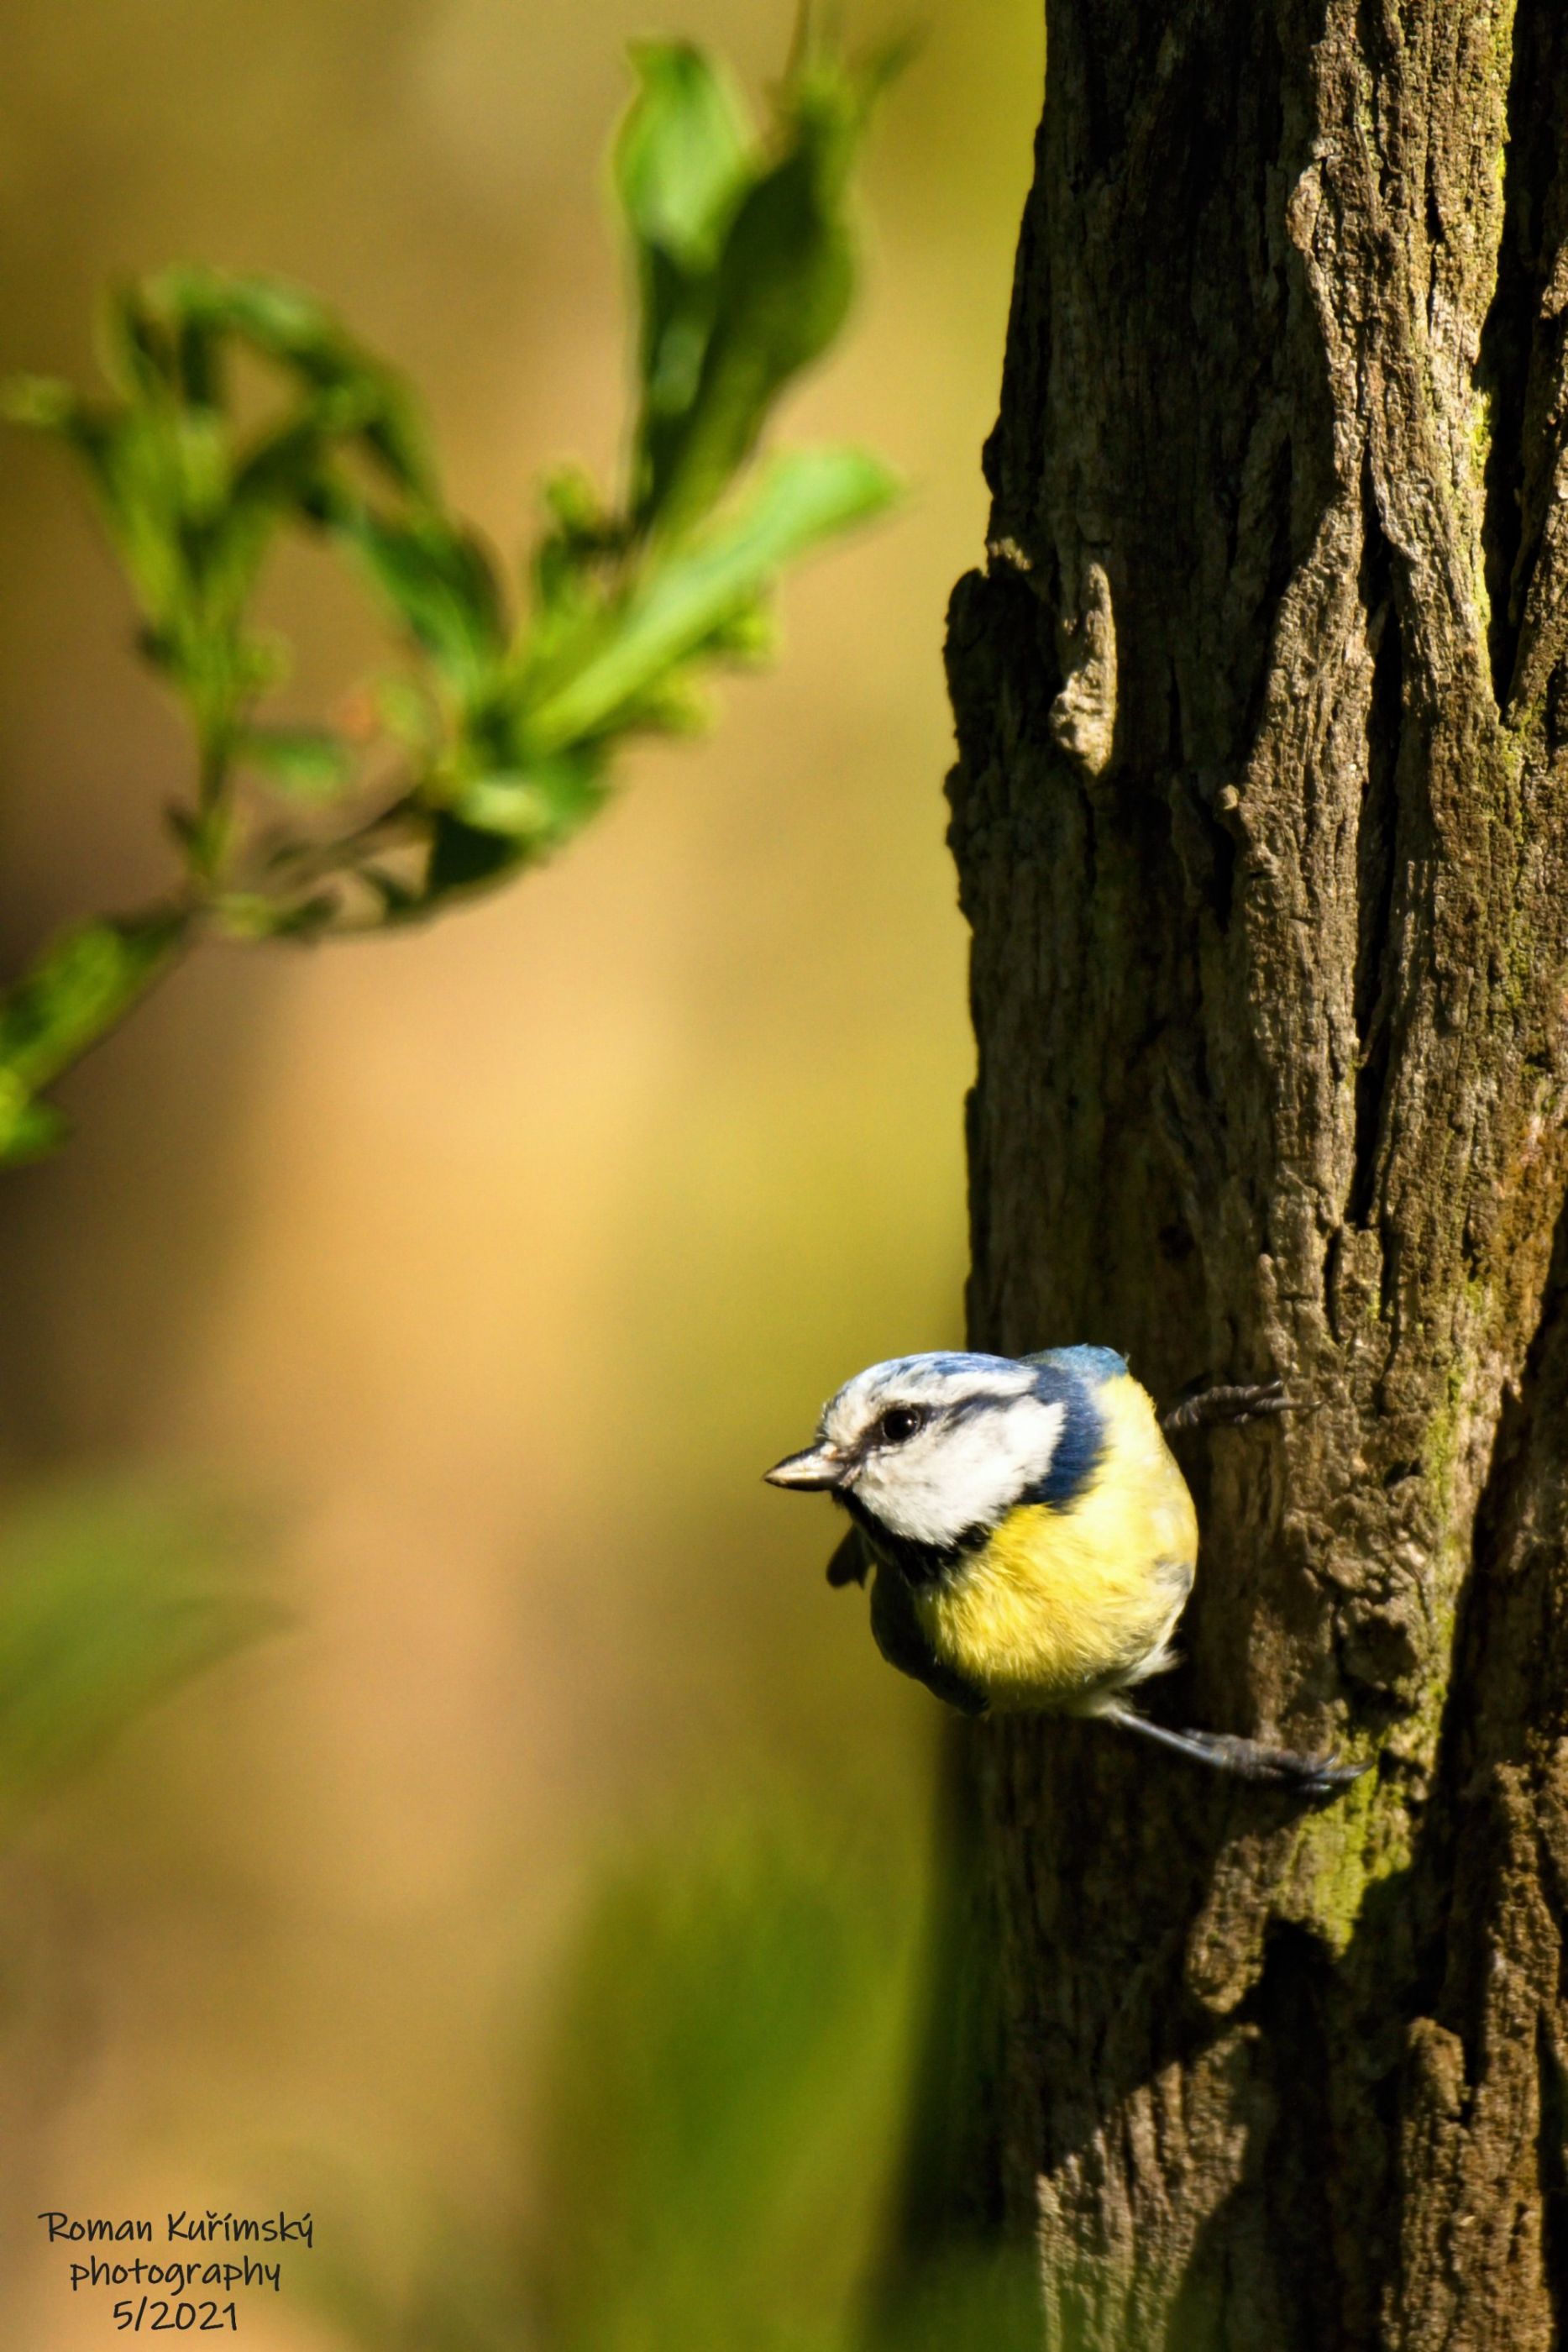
[0,5,1041,2344]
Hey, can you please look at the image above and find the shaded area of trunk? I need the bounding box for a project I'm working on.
[921,2,1568,2342]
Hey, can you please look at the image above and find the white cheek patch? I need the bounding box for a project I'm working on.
[855,1397,1067,1547]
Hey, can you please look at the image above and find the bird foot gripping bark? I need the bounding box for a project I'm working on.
[1100,1702,1369,1799]
[1141,1377,1366,1796]
[1159,1376,1297,1435]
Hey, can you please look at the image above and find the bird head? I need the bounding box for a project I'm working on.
[764,1351,1076,1551]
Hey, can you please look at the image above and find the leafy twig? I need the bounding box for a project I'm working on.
[0,34,900,1165]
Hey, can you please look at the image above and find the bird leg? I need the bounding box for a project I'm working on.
[1099,1700,1367,1797]
[1160,1376,1296,1436]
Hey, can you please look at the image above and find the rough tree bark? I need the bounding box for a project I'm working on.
[938,2,1568,2344]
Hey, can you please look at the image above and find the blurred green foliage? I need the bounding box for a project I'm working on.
[530,1810,915,2352]
[872,2247,1048,2352]
[0,910,187,1163]
[302,1799,1045,2352]
[619,35,905,539]
[0,1481,282,1837]
[0,29,899,1165]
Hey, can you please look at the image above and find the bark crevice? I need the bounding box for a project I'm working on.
[1349,496,1405,1231]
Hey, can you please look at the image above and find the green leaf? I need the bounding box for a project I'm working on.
[2,375,105,438]
[700,596,776,663]
[0,1096,70,1167]
[422,811,527,904]
[327,502,509,692]
[7,292,366,782]
[0,911,190,1166]
[532,465,621,621]
[240,725,354,800]
[616,42,753,269]
[617,42,755,529]
[8,275,443,732]
[620,42,752,501]
[5,386,144,573]
[228,408,354,517]
[637,49,895,539]
[145,267,438,497]
[101,281,181,402]
[608,669,714,737]
[524,444,897,753]
[453,747,608,844]
[0,911,189,1164]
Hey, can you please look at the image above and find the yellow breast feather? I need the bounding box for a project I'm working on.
[913,1372,1197,1710]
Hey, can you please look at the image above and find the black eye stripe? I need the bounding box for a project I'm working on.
[944,1393,1018,1424]
[860,1391,1021,1444]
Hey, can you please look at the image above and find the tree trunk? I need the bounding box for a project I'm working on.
[940,3,1568,2343]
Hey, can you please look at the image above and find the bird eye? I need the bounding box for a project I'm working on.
[878,1405,926,1445]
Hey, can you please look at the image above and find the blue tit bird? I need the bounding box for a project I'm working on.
[766,1346,1363,1793]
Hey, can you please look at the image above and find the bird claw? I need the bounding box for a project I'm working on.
[1290,1749,1373,1798]
[1162,1377,1300,1434]
[1193,1729,1373,1796]
[1235,1740,1371,1797]
[1235,1378,1293,1419]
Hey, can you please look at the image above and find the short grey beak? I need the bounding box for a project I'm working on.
[764,1442,846,1491]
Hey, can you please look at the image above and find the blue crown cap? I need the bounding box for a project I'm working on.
[1023,1343,1129,1387]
